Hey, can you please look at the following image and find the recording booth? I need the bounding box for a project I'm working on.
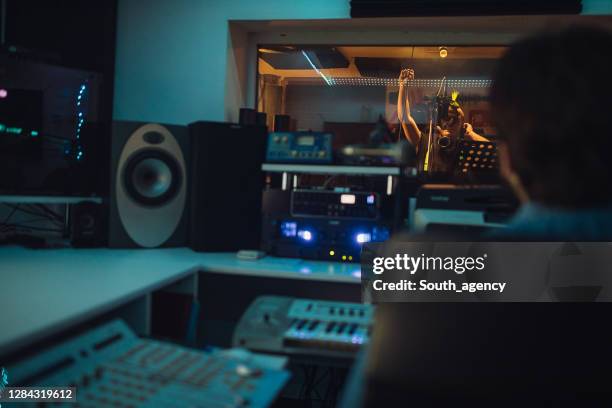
[2,1,612,407]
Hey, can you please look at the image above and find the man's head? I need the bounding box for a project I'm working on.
[491,26,612,208]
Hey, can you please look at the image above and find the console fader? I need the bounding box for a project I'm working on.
[8,319,290,407]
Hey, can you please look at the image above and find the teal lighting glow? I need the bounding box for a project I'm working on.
[70,80,89,161]
[75,82,88,141]
[6,127,22,135]
[30,130,39,137]
[301,50,333,86]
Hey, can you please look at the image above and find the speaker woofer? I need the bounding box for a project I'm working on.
[123,150,182,206]
[111,123,188,248]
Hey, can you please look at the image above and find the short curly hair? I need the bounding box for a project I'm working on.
[490,26,612,208]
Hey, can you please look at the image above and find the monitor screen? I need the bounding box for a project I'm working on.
[0,57,103,196]
[0,88,43,131]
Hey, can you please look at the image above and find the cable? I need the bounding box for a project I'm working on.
[3,203,19,225]
[0,224,63,233]
[2,204,42,219]
[298,364,309,400]
[3,204,52,220]
[1,204,63,227]
[305,365,318,402]
[436,76,447,97]
[322,175,339,189]
[13,217,56,225]
[34,204,63,222]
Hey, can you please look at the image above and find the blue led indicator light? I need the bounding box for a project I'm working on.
[280,221,297,237]
[356,232,371,244]
[298,230,313,242]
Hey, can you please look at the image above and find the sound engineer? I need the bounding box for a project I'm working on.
[491,26,612,240]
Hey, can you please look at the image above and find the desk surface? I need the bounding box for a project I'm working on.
[0,247,360,357]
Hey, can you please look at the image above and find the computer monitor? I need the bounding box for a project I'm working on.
[0,56,105,196]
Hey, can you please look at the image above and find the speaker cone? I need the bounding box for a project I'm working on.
[112,122,188,248]
[123,150,181,206]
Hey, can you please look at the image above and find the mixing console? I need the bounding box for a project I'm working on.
[8,319,290,407]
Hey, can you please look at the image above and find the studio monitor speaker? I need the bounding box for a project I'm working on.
[189,121,267,252]
[109,121,189,248]
[70,202,108,248]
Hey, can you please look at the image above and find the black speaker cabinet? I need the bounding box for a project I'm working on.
[70,202,108,248]
[189,121,267,252]
[239,108,257,125]
[109,121,190,248]
[273,114,290,132]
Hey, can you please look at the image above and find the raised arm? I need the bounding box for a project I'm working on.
[463,123,490,142]
[397,68,422,148]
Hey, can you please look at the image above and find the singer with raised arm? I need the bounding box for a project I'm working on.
[397,68,488,150]
[396,68,422,148]
[397,68,488,175]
